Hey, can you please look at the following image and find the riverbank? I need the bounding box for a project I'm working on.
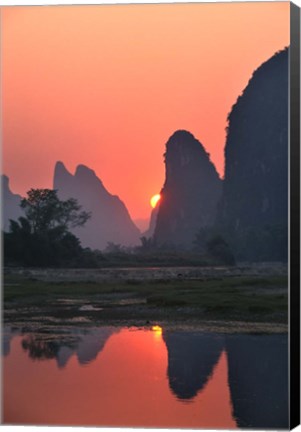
[4,262,288,282]
[3,265,288,334]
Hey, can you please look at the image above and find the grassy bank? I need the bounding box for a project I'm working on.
[3,273,288,329]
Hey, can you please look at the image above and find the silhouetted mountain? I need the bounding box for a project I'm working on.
[154,131,222,247]
[1,175,23,232]
[53,162,141,250]
[219,49,288,261]
[226,334,288,429]
[143,207,159,238]
[163,330,224,400]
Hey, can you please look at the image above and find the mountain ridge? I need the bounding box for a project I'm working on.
[53,161,141,250]
[154,130,222,247]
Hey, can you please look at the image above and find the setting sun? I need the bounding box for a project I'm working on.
[150,194,161,209]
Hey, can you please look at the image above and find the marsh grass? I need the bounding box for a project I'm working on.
[3,274,287,324]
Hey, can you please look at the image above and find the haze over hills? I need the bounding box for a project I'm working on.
[154,130,222,247]
[218,48,288,261]
[134,218,150,233]
[1,175,23,232]
[53,162,141,250]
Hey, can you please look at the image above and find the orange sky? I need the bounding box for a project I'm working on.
[2,2,289,220]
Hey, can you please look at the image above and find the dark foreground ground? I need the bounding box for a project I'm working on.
[3,264,288,334]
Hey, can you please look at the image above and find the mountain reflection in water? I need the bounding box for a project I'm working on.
[226,334,288,429]
[163,331,224,400]
[20,327,118,367]
[3,326,287,429]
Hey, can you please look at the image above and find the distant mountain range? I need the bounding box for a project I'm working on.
[53,162,141,250]
[2,163,142,251]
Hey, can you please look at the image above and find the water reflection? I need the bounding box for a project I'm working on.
[22,335,61,360]
[226,334,288,429]
[65,327,117,366]
[19,327,118,368]
[163,331,224,400]
[2,325,288,429]
[2,328,13,357]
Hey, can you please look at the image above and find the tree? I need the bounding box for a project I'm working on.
[104,242,124,254]
[139,236,156,252]
[4,189,91,267]
[20,189,90,234]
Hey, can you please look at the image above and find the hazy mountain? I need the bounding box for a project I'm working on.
[53,162,141,250]
[218,49,288,261]
[1,175,23,232]
[154,130,222,247]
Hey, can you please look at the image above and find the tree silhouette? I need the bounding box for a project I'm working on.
[20,188,90,234]
[4,189,91,267]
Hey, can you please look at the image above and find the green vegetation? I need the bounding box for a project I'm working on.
[4,274,288,325]
[101,249,212,267]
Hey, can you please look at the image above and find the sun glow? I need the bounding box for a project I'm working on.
[151,325,163,336]
[150,194,161,209]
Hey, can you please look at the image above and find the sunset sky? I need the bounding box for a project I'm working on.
[2,2,289,221]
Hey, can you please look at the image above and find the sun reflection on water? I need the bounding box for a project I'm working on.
[151,325,163,337]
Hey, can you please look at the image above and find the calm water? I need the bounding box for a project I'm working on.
[2,326,288,429]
